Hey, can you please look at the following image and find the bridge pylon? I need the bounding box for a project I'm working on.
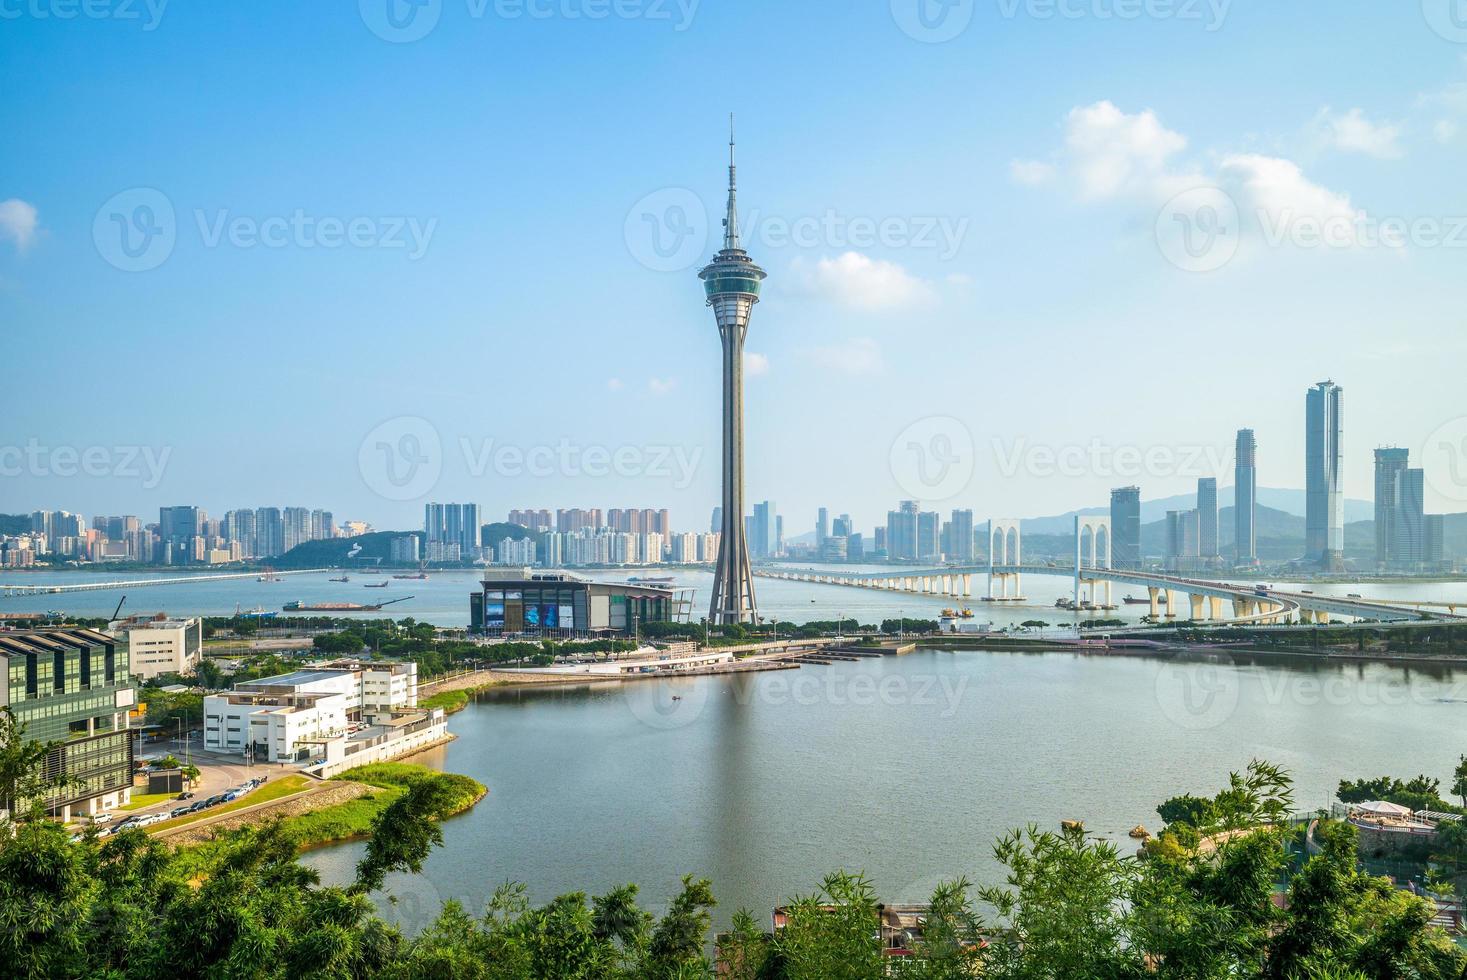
[1073,516,1113,610]
[985,519,1025,602]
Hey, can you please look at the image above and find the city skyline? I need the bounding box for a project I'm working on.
[4,6,1466,531]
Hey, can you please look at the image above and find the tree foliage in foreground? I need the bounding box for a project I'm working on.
[1,739,1465,978]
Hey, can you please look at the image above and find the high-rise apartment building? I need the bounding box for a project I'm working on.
[1305,381,1345,569]
[1197,478,1218,560]
[1110,486,1141,569]
[1373,447,1410,568]
[948,509,975,562]
[1234,429,1257,565]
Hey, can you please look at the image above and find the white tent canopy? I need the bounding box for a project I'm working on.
[1355,800,1414,817]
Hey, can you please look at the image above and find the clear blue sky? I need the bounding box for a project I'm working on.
[3,1,1465,533]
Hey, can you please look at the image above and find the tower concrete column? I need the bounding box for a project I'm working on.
[1148,586,1160,618]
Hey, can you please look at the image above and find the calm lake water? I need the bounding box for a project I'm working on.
[300,648,1467,933]
[6,567,1464,631]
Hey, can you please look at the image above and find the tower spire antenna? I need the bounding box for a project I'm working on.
[724,112,740,250]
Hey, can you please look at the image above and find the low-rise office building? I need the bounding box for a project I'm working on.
[125,616,203,680]
[0,629,137,820]
[469,569,685,636]
[203,661,419,762]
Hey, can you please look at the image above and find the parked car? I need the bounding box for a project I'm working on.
[169,806,191,819]
[177,791,195,800]
[203,794,227,807]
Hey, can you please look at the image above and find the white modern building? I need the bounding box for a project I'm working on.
[203,661,419,763]
[126,617,203,680]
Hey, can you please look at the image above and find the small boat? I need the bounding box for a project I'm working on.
[393,573,427,580]
[1129,825,1150,839]
[328,576,349,583]
[1122,595,1152,605]
[1061,819,1085,833]
[363,581,389,588]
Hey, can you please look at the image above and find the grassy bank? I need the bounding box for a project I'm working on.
[168,763,485,874]
[419,679,516,714]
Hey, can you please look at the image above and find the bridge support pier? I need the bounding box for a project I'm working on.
[1209,597,1223,621]
[1165,589,1178,618]
[1189,594,1205,621]
[1148,586,1161,618]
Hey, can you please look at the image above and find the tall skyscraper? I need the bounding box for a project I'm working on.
[1165,509,1200,568]
[886,501,919,561]
[751,501,777,559]
[1393,467,1425,566]
[816,507,829,550]
[1234,429,1257,565]
[916,509,941,560]
[1305,381,1345,569]
[254,507,284,558]
[949,509,975,562]
[1197,477,1218,560]
[703,121,766,624]
[1110,486,1141,569]
[1373,447,1410,568]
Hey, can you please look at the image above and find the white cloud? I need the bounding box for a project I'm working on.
[791,252,936,311]
[1435,119,1460,144]
[647,377,677,395]
[0,199,39,250]
[1009,159,1056,187]
[810,338,882,376]
[1217,153,1357,225]
[1061,101,1188,200]
[1020,101,1371,251]
[606,378,624,392]
[1309,107,1404,159]
[743,351,770,376]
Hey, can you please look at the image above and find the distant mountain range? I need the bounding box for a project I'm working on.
[1020,487,1374,534]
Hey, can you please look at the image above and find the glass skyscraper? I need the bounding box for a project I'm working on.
[1110,486,1141,569]
[1234,429,1257,564]
[1305,381,1345,569]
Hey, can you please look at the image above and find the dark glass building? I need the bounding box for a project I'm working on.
[1110,486,1142,569]
[0,628,136,820]
[470,572,684,636]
